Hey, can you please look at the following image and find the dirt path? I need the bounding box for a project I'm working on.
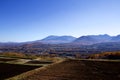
[22,59,120,80]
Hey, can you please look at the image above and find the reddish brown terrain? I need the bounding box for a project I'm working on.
[21,59,120,80]
[0,63,40,80]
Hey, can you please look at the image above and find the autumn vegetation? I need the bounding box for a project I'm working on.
[88,51,120,59]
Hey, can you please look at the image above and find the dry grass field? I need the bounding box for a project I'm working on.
[0,57,54,80]
[20,59,120,80]
[0,63,40,80]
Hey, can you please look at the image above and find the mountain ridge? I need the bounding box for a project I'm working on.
[73,34,112,45]
[1,34,120,45]
[36,35,76,44]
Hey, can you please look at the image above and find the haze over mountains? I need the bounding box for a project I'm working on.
[37,35,76,44]
[1,34,120,54]
[73,34,111,45]
[1,34,120,45]
[35,34,120,45]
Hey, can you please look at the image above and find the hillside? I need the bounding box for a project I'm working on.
[20,59,120,80]
[73,34,111,45]
[88,51,120,59]
[37,35,76,44]
[89,42,120,51]
[111,35,120,42]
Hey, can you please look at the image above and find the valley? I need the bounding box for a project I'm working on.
[1,0,120,80]
[0,34,120,80]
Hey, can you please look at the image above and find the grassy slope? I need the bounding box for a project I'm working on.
[18,59,120,80]
[6,57,64,80]
[0,63,40,80]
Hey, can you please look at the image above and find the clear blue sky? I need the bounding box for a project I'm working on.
[0,0,120,42]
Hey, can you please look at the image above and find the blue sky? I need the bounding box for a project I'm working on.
[0,0,120,42]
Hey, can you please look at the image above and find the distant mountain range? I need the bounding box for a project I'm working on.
[73,34,112,45]
[1,34,120,54]
[34,34,120,45]
[36,35,76,44]
[1,34,120,45]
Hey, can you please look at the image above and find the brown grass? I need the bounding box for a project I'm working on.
[16,59,120,80]
[0,63,40,80]
[89,51,120,59]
